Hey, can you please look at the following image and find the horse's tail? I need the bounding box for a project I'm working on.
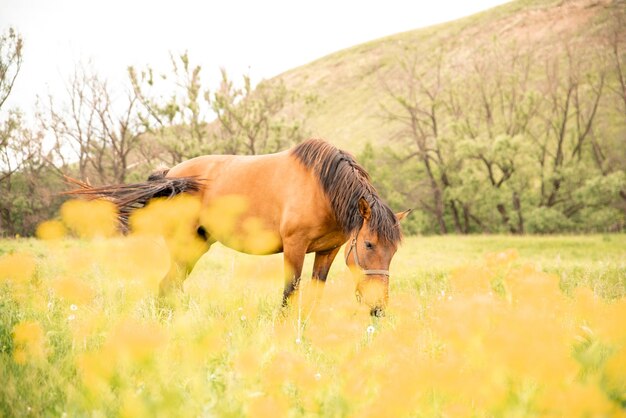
[63,169,203,231]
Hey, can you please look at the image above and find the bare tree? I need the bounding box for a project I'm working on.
[536,44,605,212]
[41,62,143,184]
[453,41,541,233]
[0,28,22,111]
[606,8,626,116]
[379,33,617,234]
[91,82,142,183]
[43,64,99,180]
[380,49,454,233]
[598,8,626,203]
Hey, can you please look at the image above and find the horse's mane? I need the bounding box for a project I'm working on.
[291,139,401,245]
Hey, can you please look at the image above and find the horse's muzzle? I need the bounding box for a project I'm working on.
[355,279,388,317]
[370,306,385,317]
[357,290,386,317]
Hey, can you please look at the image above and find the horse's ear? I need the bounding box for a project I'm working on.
[395,209,412,222]
[358,197,372,220]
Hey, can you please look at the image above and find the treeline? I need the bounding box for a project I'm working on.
[0,28,316,236]
[362,12,626,234]
[1,12,625,237]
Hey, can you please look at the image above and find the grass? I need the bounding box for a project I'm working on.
[393,235,626,297]
[1,234,625,417]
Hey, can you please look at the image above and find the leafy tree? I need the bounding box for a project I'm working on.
[358,142,431,235]
[380,49,459,233]
[130,53,314,163]
[0,110,62,236]
[208,69,312,155]
[379,31,625,234]
[451,41,542,233]
[129,52,210,165]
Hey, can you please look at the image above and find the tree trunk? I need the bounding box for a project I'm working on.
[513,192,524,234]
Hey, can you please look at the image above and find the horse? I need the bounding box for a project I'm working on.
[65,139,411,316]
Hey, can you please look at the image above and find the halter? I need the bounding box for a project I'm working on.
[345,237,390,276]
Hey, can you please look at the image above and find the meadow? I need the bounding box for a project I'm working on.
[1,228,625,417]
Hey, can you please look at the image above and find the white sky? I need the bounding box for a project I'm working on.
[1,0,510,113]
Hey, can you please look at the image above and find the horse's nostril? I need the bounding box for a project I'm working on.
[370,307,385,317]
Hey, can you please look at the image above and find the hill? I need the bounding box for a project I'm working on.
[275,0,625,150]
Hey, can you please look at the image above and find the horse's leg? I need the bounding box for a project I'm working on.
[158,226,215,298]
[281,241,308,307]
[309,247,341,306]
[312,247,341,283]
[159,261,186,296]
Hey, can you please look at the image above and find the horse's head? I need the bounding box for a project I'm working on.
[345,197,411,317]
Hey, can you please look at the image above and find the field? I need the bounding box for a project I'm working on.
[1,233,625,417]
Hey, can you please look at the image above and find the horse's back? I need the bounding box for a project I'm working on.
[166,154,236,182]
[166,151,304,204]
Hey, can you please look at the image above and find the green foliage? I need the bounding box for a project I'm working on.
[129,53,316,164]
[0,110,64,236]
[129,53,213,164]
[371,12,625,235]
[525,207,575,234]
[358,142,430,235]
[208,69,315,155]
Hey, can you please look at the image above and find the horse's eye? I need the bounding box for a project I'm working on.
[365,241,374,250]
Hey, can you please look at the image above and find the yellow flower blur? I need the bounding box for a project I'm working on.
[3,213,624,416]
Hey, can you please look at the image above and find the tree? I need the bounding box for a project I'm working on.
[209,69,310,155]
[379,25,624,234]
[451,41,541,234]
[380,49,457,233]
[0,28,62,236]
[91,78,142,183]
[0,110,61,236]
[599,8,626,204]
[130,53,313,162]
[41,63,143,184]
[532,45,606,215]
[0,28,22,111]
[606,7,626,117]
[129,52,210,165]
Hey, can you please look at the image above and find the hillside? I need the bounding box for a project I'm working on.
[275,0,624,150]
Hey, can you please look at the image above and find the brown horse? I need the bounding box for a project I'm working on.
[66,139,410,316]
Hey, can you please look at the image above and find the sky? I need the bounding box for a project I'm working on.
[1,0,510,113]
